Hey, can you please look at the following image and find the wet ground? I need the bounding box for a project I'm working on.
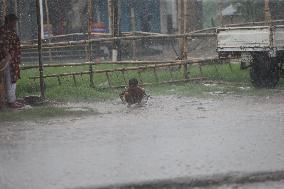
[1,95,284,189]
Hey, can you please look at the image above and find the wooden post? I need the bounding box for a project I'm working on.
[108,0,113,34]
[264,0,271,25]
[121,70,127,85]
[113,0,120,61]
[218,0,223,27]
[2,0,8,23]
[178,0,184,59]
[44,0,53,62]
[39,0,44,39]
[130,6,136,59]
[88,0,95,87]
[36,0,45,98]
[14,0,20,33]
[72,74,77,87]
[183,0,189,79]
[138,70,143,84]
[57,76,61,85]
[106,72,112,88]
[14,0,17,16]
[110,0,119,62]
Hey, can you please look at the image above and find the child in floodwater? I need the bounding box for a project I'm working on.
[120,78,148,106]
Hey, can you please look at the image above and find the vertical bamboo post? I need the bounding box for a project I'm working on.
[122,70,127,85]
[108,0,117,61]
[57,76,61,85]
[110,0,119,62]
[264,0,271,25]
[72,74,77,87]
[36,0,45,98]
[138,70,143,84]
[183,0,189,79]
[14,0,19,33]
[130,5,136,59]
[44,0,53,62]
[2,0,8,23]
[14,0,17,16]
[106,72,112,88]
[88,0,95,87]
[199,64,203,75]
[218,0,223,27]
[108,0,113,34]
[113,0,120,61]
[178,0,184,59]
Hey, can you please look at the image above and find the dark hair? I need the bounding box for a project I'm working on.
[129,78,138,87]
[5,14,18,25]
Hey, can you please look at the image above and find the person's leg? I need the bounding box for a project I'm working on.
[4,66,22,108]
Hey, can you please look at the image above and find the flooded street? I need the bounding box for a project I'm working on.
[1,95,284,189]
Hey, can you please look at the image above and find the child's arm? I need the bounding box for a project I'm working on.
[138,86,146,95]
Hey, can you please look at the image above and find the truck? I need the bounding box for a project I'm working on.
[217,25,284,88]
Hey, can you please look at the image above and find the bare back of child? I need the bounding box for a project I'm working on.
[120,78,148,106]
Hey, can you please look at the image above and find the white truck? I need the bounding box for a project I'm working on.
[217,25,284,88]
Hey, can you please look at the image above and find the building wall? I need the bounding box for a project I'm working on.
[3,0,163,41]
[159,0,178,33]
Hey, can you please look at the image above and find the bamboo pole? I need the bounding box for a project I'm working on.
[44,0,53,62]
[14,0,17,16]
[29,62,185,80]
[23,57,232,71]
[22,56,228,70]
[105,72,112,88]
[218,0,223,26]
[112,0,119,61]
[264,0,271,25]
[178,0,184,59]
[130,6,136,59]
[21,32,216,50]
[183,0,189,79]
[88,0,95,87]
[108,0,113,34]
[36,0,45,98]
[2,0,8,23]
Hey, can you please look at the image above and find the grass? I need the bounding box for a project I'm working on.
[16,62,284,101]
[1,62,284,122]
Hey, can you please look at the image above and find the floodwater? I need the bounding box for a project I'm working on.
[1,95,284,189]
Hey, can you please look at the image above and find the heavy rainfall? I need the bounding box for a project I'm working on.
[1,0,284,189]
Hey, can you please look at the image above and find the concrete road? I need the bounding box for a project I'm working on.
[0,95,284,189]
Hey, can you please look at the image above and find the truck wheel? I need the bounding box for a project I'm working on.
[250,52,280,88]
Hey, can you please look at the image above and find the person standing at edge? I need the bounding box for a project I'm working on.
[0,14,24,109]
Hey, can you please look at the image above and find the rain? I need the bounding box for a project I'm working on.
[1,0,284,189]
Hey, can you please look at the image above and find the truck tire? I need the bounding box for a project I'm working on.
[250,52,280,88]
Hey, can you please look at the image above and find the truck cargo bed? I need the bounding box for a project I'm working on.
[217,25,284,52]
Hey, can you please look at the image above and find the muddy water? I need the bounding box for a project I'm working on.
[0,95,284,189]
